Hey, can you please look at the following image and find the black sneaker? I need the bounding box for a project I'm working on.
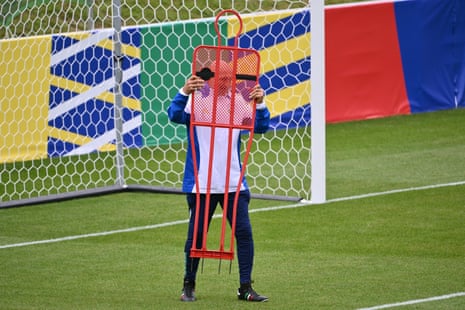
[237,283,268,302]
[180,279,196,302]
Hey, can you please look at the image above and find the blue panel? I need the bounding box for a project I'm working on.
[122,27,141,46]
[270,103,311,130]
[394,0,464,112]
[123,127,143,147]
[51,33,141,91]
[50,40,114,85]
[51,35,79,52]
[48,98,114,137]
[49,90,140,136]
[455,0,465,108]
[49,85,75,110]
[47,137,79,157]
[48,29,143,156]
[121,72,140,99]
[260,57,311,95]
[229,10,310,50]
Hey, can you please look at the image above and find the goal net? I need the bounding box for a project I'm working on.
[0,0,320,207]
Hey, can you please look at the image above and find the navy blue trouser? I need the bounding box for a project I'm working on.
[184,190,254,284]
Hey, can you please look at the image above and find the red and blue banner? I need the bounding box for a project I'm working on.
[326,0,465,123]
[2,1,464,162]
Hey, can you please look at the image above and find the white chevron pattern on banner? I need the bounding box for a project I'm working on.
[48,63,141,121]
[66,115,142,156]
[48,29,142,156]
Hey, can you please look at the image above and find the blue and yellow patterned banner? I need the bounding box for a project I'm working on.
[1,9,311,161]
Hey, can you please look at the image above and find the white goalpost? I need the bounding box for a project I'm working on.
[310,0,326,204]
[0,0,325,207]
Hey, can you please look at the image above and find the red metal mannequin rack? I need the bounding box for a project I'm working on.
[188,9,261,262]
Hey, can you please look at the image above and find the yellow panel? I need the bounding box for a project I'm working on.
[48,127,116,152]
[49,75,89,93]
[259,34,310,74]
[66,32,91,40]
[48,126,94,146]
[0,37,51,162]
[50,75,141,111]
[99,38,141,59]
[267,80,311,118]
[228,11,295,36]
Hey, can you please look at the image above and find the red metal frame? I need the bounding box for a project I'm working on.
[188,10,261,260]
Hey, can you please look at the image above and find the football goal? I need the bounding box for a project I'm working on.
[0,0,325,207]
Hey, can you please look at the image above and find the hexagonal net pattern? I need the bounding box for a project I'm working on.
[0,1,314,206]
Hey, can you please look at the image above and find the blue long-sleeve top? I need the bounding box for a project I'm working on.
[167,90,270,193]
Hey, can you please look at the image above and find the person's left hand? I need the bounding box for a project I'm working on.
[249,84,264,104]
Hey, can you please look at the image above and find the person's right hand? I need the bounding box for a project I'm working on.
[183,76,205,95]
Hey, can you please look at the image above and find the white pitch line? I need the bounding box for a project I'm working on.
[0,203,307,250]
[1,180,464,250]
[357,292,465,310]
[0,219,188,250]
[326,180,465,203]
[0,201,309,250]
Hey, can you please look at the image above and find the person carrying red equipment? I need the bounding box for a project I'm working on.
[167,58,270,302]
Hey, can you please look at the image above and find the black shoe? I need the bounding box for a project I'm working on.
[237,283,268,302]
[180,279,196,302]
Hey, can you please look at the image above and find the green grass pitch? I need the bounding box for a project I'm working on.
[1,108,465,309]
